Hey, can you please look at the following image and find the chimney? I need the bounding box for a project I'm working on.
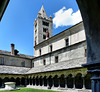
[11,44,15,55]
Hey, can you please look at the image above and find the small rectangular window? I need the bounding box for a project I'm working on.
[65,39,69,47]
[43,60,46,65]
[0,57,4,65]
[42,21,49,26]
[43,35,46,39]
[50,45,52,52]
[55,56,58,63]
[21,61,25,67]
[39,49,41,56]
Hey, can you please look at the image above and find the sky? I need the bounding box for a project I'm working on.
[0,0,82,56]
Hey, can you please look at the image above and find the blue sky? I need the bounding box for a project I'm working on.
[0,0,82,56]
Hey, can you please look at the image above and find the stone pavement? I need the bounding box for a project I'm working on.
[27,85,92,92]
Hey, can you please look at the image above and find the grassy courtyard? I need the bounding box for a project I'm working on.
[1,87,61,92]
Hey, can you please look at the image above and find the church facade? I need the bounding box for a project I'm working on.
[0,6,91,90]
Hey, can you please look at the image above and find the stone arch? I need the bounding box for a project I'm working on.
[75,73,83,89]
[0,78,2,87]
[60,74,65,88]
[67,74,73,88]
[10,77,15,82]
[16,77,20,86]
[4,77,9,82]
[85,73,91,89]
[54,75,59,87]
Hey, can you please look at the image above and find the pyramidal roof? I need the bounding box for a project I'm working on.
[38,5,48,18]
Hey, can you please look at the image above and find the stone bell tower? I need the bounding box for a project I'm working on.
[34,5,53,46]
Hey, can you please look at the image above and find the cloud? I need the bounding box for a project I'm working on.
[53,7,82,28]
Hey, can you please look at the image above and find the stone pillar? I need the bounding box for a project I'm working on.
[76,0,100,92]
[72,76,75,89]
[82,75,85,89]
[52,77,54,88]
[38,78,40,86]
[2,78,4,88]
[58,77,60,88]
[42,78,44,86]
[28,78,30,85]
[47,78,49,87]
[65,76,68,89]
[35,78,37,86]
[31,78,33,85]
[19,78,21,86]
[25,78,27,87]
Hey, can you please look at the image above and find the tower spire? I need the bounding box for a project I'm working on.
[38,5,48,19]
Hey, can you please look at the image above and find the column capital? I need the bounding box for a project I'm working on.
[72,75,75,78]
[64,76,67,79]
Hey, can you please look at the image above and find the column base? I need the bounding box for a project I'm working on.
[82,88,86,90]
[83,61,100,92]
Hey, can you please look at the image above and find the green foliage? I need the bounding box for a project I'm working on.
[1,87,61,92]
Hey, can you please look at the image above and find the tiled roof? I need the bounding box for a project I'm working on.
[0,65,30,74]
[27,57,86,74]
[0,50,34,59]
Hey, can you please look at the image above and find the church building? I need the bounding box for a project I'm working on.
[0,5,91,91]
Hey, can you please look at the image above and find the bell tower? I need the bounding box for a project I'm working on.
[34,5,53,46]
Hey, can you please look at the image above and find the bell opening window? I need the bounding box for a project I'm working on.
[42,21,49,26]
[35,22,37,28]
[43,28,48,33]
[43,35,46,39]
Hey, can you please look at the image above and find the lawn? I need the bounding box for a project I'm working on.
[1,87,62,92]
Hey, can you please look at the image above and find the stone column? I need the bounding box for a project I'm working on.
[76,0,100,92]
[52,77,54,88]
[65,76,68,89]
[28,78,30,85]
[2,78,4,88]
[25,78,27,87]
[31,78,33,85]
[19,78,21,86]
[38,78,40,86]
[47,78,49,87]
[58,77,60,88]
[42,78,44,86]
[82,75,85,89]
[72,76,75,89]
[35,78,37,86]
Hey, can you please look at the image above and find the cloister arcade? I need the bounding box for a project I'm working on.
[0,68,91,90]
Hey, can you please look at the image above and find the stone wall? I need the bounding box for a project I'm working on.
[0,55,32,68]
[32,41,86,67]
[34,22,86,57]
